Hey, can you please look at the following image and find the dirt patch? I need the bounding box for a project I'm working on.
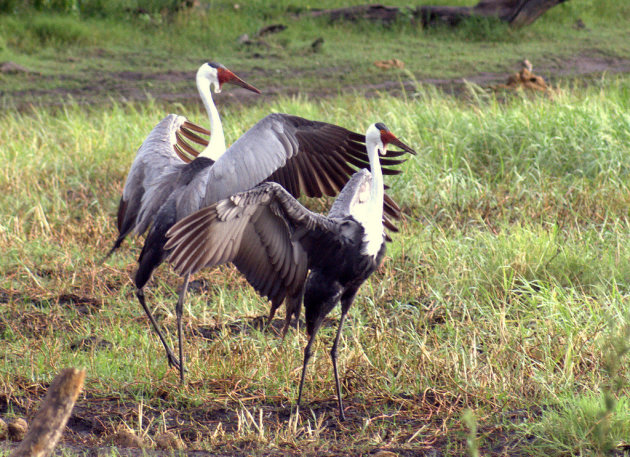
[0,309,73,340]
[543,49,630,76]
[5,52,630,111]
[0,61,33,74]
[0,291,102,313]
[415,51,630,93]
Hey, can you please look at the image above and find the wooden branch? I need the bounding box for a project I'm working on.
[309,4,403,24]
[307,0,569,27]
[472,0,527,20]
[417,6,471,26]
[10,368,86,457]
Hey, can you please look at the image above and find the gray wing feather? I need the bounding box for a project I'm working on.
[120,114,188,237]
[201,114,299,206]
[199,113,393,206]
[165,182,335,304]
[200,113,403,227]
[328,169,372,218]
[143,114,404,237]
[172,172,212,221]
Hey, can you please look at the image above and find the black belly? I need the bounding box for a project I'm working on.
[303,241,385,335]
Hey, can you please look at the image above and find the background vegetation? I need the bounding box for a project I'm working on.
[0,0,629,455]
[1,0,630,107]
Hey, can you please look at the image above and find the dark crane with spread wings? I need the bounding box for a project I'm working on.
[165,123,416,420]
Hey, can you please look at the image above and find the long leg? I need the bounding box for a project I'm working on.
[330,293,355,422]
[296,330,317,415]
[296,310,327,416]
[176,273,190,383]
[298,276,342,417]
[136,288,181,370]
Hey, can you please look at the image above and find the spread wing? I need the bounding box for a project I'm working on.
[108,114,210,256]
[199,113,406,223]
[165,182,341,307]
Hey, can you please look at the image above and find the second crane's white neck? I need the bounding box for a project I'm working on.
[350,134,385,258]
[196,72,226,160]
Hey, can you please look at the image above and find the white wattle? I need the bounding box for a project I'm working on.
[349,137,385,258]
[196,72,226,161]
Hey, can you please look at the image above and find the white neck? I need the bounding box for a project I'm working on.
[367,139,384,218]
[349,137,385,258]
[196,73,226,160]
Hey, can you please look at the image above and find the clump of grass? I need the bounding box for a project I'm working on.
[519,395,630,456]
[30,14,92,46]
[463,409,481,457]
[597,320,630,452]
[425,15,515,43]
[0,14,96,50]
[520,329,630,456]
[542,0,630,26]
[2,0,186,16]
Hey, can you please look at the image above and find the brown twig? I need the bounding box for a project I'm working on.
[10,368,86,457]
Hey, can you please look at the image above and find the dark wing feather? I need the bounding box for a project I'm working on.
[200,113,407,207]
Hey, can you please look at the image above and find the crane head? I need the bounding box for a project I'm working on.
[198,62,261,95]
[367,122,417,156]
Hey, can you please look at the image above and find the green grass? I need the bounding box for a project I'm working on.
[1,78,629,454]
[1,0,630,108]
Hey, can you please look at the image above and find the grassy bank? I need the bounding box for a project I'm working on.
[1,80,629,454]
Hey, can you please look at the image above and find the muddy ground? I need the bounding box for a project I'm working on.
[0,294,538,456]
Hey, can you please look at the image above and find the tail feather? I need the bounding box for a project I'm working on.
[102,197,138,264]
[101,234,126,264]
[134,212,174,290]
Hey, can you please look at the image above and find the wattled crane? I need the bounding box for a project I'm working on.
[165,123,416,420]
[107,62,261,258]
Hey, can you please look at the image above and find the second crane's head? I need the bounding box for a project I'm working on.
[197,62,261,95]
[367,122,417,156]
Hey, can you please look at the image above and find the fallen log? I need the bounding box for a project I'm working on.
[424,0,570,27]
[308,0,569,27]
[309,4,403,24]
[10,368,85,457]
